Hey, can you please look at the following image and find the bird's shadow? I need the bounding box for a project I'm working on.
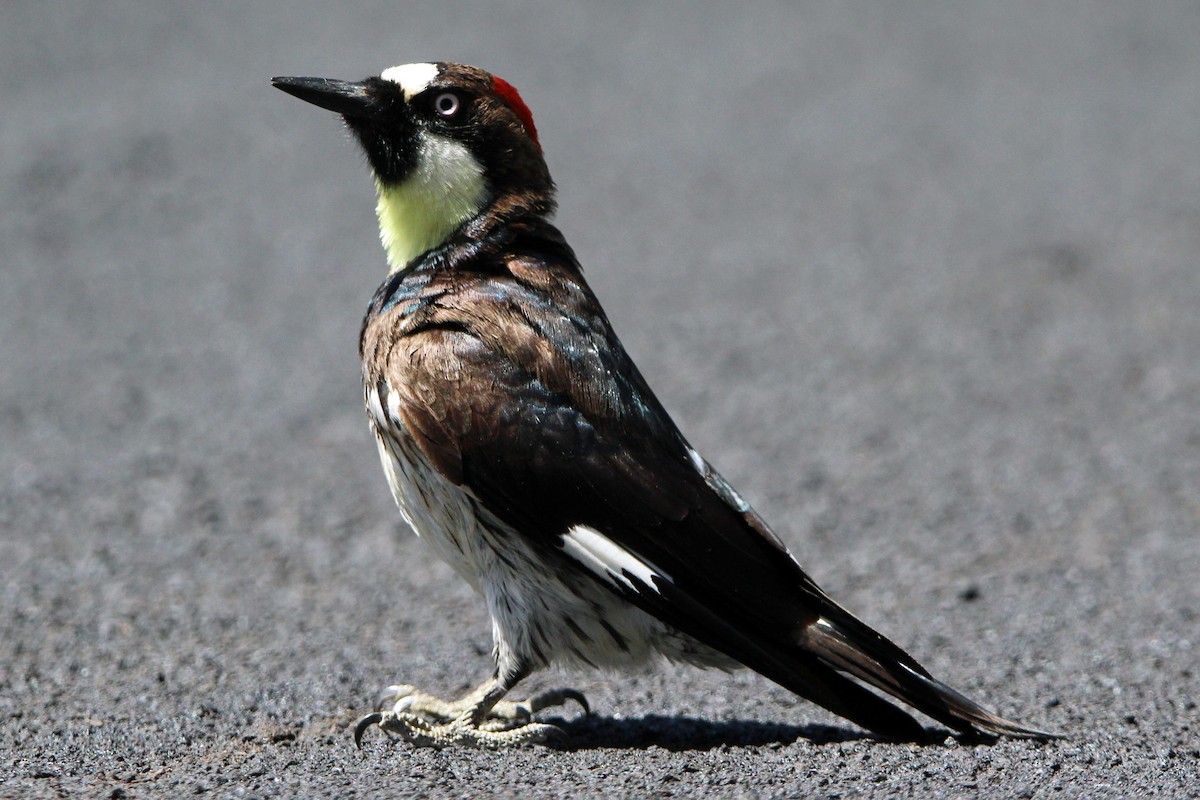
[545,712,874,751]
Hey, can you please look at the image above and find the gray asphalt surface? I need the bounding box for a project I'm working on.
[3,3,1198,797]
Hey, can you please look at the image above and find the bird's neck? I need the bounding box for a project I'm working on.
[374,179,485,274]
[373,134,489,273]
[376,187,559,277]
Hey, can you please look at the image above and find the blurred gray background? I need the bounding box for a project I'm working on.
[2,2,1197,797]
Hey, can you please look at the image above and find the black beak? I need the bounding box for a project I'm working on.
[271,76,375,117]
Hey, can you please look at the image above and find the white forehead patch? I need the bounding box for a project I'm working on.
[380,62,440,100]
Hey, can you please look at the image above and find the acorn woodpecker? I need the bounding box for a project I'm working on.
[272,62,1055,749]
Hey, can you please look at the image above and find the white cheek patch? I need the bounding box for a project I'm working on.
[380,62,440,100]
[561,525,671,594]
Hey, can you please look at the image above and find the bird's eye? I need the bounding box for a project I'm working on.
[433,92,461,118]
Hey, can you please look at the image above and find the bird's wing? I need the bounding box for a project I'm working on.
[376,242,1051,741]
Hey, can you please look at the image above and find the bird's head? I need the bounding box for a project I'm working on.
[273,62,553,272]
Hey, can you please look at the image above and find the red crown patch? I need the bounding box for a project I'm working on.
[492,76,540,151]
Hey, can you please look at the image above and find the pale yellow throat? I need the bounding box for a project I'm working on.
[375,131,489,272]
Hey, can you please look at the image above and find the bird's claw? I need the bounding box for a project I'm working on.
[522,687,590,717]
[374,684,420,711]
[353,711,384,748]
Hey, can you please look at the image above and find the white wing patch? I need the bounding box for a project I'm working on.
[366,384,387,428]
[380,62,439,99]
[560,525,671,594]
[386,385,404,422]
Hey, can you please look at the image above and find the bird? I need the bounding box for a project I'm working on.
[271,62,1056,749]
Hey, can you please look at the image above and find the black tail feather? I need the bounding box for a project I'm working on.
[803,617,1060,740]
[757,651,932,742]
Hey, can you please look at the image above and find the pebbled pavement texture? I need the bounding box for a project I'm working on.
[2,3,1197,797]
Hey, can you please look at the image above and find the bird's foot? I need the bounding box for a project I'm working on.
[354,709,565,749]
[354,684,588,749]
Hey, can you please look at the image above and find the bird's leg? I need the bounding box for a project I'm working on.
[353,669,588,749]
